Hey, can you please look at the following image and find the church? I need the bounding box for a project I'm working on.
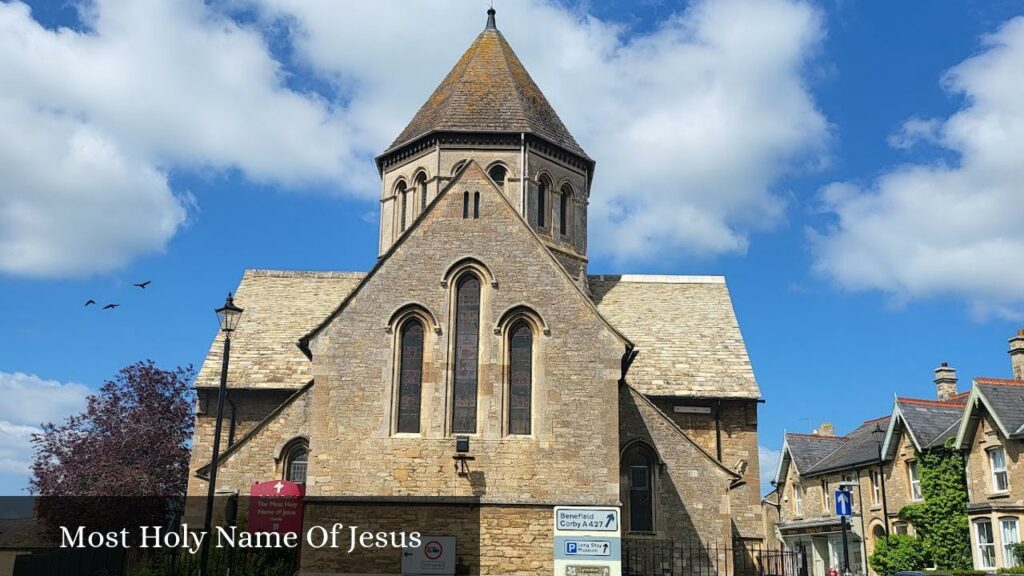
[188,9,764,574]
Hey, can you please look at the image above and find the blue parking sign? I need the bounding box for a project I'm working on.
[566,542,578,554]
[834,490,853,517]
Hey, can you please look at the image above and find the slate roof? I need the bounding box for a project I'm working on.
[895,398,965,449]
[804,418,889,475]
[195,270,365,388]
[589,275,760,399]
[383,10,588,160]
[785,433,847,473]
[976,379,1024,436]
[197,271,756,399]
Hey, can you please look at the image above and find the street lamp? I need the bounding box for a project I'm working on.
[201,293,243,575]
[871,423,890,540]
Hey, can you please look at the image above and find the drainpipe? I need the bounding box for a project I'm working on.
[715,400,723,462]
[619,345,638,386]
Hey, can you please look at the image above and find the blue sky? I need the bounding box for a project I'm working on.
[1,0,1023,496]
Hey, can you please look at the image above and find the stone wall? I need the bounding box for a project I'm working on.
[308,160,623,506]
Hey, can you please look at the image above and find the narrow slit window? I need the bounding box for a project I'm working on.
[397,181,408,232]
[416,172,428,211]
[452,275,480,433]
[473,191,480,219]
[537,179,548,228]
[463,191,469,219]
[397,319,424,434]
[508,321,533,435]
[559,184,571,236]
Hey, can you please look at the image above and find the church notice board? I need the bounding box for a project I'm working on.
[553,506,622,576]
[249,480,305,534]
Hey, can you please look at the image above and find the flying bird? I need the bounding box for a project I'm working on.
[133,281,151,289]
[102,304,119,310]
[84,300,96,307]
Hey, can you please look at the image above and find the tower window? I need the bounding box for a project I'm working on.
[488,164,507,187]
[559,184,571,236]
[415,171,428,212]
[452,160,467,175]
[508,320,533,435]
[452,275,481,433]
[463,191,469,219]
[396,181,409,232]
[397,319,424,434]
[473,191,480,219]
[537,177,549,228]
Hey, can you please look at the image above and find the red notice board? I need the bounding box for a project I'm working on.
[249,480,305,534]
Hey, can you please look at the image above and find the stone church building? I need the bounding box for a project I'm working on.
[189,9,763,574]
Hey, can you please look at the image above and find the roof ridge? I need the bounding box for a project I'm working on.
[862,415,891,424]
[897,397,967,408]
[975,377,1024,386]
[787,432,847,441]
[245,269,367,279]
[589,274,725,285]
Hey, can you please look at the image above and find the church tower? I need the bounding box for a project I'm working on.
[375,8,594,281]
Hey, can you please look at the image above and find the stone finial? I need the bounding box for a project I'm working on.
[1010,329,1024,380]
[486,7,496,30]
[816,422,835,437]
[934,361,958,401]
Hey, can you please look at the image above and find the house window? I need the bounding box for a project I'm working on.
[793,484,804,516]
[976,519,997,569]
[907,461,922,501]
[415,171,428,211]
[625,445,655,532]
[871,470,882,505]
[397,181,409,232]
[893,522,909,535]
[559,184,571,236]
[507,320,533,435]
[990,447,1009,493]
[284,442,308,484]
[397,319,424,434]
[537,176,550,228]
[451,275,481,434]
[488,164,507,187]
[1002,517,1020,568]
[822,479,831,512]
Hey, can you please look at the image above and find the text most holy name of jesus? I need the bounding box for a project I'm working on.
[60,524,423,555]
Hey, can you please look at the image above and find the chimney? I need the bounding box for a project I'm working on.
[1011,330,1024,380]
[815,423,835,437]
[934,362,958,401]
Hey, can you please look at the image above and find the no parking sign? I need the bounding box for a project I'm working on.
[401,535,455,575]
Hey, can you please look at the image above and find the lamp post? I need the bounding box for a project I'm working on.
[200,293,243,575]
[871,423,890,541]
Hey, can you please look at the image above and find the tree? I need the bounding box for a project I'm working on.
[29,361,194,535]
[898,439,972,569]
[869,534,929,576]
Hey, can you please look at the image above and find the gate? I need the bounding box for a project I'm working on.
[623,539,805,576]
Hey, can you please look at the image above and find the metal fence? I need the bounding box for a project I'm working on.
[623,539,806,576]
[13,546,299,576]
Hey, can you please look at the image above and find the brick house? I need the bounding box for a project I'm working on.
[954,331,1024,571]
[186,9,765,574]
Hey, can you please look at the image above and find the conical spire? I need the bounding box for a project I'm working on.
[382,8,588,159]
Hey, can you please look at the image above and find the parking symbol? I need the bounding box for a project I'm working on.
[566,542,578,554]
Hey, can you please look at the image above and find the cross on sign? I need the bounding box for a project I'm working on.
[274,481,284,494]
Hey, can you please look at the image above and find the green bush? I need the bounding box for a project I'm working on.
[1013,543,1024,568]
[943,570,989,576]
[869,534,930,576]
[998,567,1024,575]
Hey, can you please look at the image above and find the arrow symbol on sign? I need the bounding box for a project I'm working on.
[603,543,609,553]
[605,513,614,527]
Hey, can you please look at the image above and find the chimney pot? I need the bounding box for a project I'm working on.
[934,362,958,401]
[1010,330,1024,380]
[816,422,835,437]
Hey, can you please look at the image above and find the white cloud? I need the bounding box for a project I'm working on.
[759,445,782,495]
[0,0,828,276]
[249,0,830,262]
[0,372,90,482]
[813,17,1024,318]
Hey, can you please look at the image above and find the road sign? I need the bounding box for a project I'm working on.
[555,508,619,532]
[834,489,853,517]
[554,507,621,576]
[401,536,455,575]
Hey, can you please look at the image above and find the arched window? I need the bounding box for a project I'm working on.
[415,172,428,211]
[508,320,533,435]
[284,442,309,484]
[624,444,655,532]
[452,275,481,433]
[559,184,572,236]
[397,181,409,232]
[537,177,549,228]
[488,164,507,187]
[397,319,424,433]
[452,160,467,175]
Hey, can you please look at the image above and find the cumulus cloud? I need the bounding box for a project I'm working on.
[249,0,830,262]
[812,17,1024,318]
[1,0,828,276]
[0,372,90,481]
[0,0,366,277]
